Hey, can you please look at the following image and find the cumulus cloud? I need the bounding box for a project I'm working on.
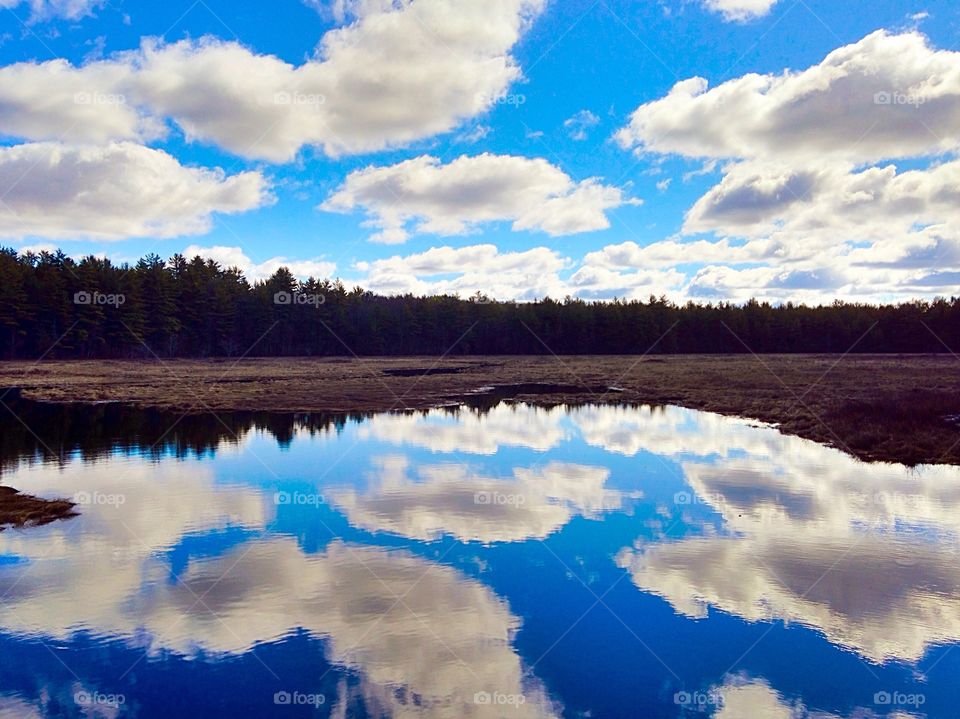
[701,0,779,22]
[0,0,546,161]
[181,244,335,281]
[684,159,960,239]
[616,31,960,163]
[671,157,960,299]
[583,237,776,270]
[609,30,960,302]
[321,153,634,243]
[354,244,570,299]
[343,241,687,301]
[0,143,270,241]
[348,242,684,301]
[0,58,164,144]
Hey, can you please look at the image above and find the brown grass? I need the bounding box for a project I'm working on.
[1,355,959,466]
[0,486,77,531]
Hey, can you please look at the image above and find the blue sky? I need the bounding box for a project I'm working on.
[0,0,958,302]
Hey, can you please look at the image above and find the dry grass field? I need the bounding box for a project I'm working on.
[0,354,958,466]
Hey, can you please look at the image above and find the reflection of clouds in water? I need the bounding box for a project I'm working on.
[710,676,921,719]
[358,404,569,454]
[0,459,267,641]
[0,685,123,719]
[613,407,960,663]
[570,404,782,459]
[685,457,960,537]
[0,456,267,553]
[328,456,623,542]
[620,532,960,663]
[0,695,42,719]
[155,540,558,718]
[0,458,558,718]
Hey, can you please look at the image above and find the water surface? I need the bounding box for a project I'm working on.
[0,401,958,717]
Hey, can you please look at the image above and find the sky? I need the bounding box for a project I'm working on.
[0,0,958,304]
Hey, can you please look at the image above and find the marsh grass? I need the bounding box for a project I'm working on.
[0,355,958,466]
[0,486,77,531]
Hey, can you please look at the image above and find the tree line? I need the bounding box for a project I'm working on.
[1,248,958,358]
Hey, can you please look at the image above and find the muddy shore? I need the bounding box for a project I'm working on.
[1,354,959,466]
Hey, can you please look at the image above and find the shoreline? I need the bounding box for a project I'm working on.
[0,487,77,531]
[0,355,958,467]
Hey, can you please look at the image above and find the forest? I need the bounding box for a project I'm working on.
[1,248,958,358]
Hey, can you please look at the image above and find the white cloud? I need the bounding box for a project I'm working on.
[616,31,960,164]
[672,158,960,299]
[609,30,960,302]
[583,237,775,269]
[701,0,779,22]
[684,158,960,239]
[563,109,600,141]
[0,58,164,144]
[0,143,270,241]
[181,245,335,281]
[322,153,634,243]
[0,0,105,22]
[0,0,546,161]
[346,242,685,301]
[354,244,571,299]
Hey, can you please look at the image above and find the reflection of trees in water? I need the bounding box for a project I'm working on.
[0,395,654,476]
[0,395,370,475]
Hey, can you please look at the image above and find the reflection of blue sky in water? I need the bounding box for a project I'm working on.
[0,403,957,717]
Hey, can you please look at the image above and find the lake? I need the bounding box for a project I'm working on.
[0,400,958,717]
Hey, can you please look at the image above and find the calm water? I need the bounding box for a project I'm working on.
[0,401,958,718]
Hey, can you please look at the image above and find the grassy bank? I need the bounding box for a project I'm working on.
[0,486,77,531]
[0,355,958,466]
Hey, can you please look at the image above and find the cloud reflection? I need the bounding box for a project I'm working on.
[0,455,559,717]
[328,456,623,543]
[710,676,922,719]
[358,404,569,455]
[611,406,960,663]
